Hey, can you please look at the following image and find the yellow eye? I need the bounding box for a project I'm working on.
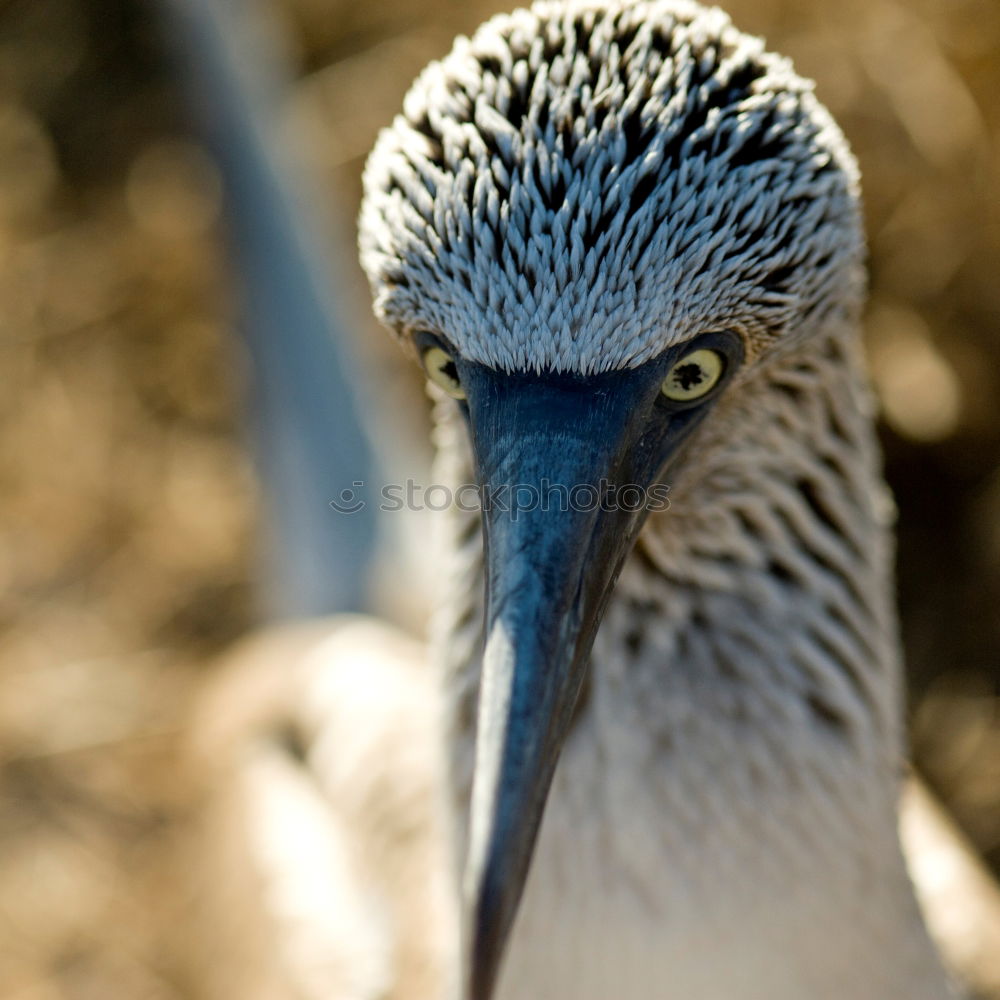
[422,345,466,399]
[660,348,725,402]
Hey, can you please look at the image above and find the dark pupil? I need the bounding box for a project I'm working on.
[441,359,459,384]
[672,362,704,391]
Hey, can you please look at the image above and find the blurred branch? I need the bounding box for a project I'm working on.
[155,0,379,619]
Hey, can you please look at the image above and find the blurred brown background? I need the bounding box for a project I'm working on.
[0,0,997,996]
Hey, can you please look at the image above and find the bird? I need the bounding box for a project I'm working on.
[185,2,1000,999]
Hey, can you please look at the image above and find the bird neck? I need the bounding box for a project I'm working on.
[614,324,905,766]
[580,324,919,900]
[432,325,905,777]
[428,327,949,994]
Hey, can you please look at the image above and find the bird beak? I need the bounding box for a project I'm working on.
[458,363,691,1000]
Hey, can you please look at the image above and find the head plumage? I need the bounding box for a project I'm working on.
[359,0,863,374]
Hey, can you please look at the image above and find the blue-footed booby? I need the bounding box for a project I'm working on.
[192,3,1000,999]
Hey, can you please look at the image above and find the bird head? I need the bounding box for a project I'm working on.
[359,2,864,997]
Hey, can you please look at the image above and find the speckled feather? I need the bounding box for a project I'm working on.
[360,0,862,375]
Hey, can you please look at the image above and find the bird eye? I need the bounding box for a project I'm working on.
[422,345,466,399]
[660,349,725,402]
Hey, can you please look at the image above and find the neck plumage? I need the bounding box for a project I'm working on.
[430,324,953,998]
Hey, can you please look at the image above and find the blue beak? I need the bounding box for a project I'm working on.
[456,354,728,1000]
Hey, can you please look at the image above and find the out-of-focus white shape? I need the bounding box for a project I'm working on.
[903,779,1000,999]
